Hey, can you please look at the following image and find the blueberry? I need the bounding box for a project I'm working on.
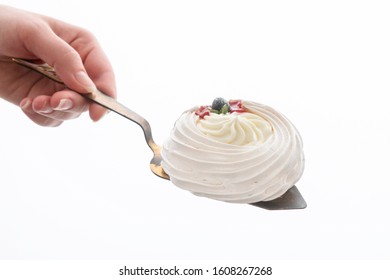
[212,97,230,112]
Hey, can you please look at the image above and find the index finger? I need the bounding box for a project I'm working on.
[47,19,117,99]
[47,18,117,121]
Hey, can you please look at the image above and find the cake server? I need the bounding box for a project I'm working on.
[12,58,307,210]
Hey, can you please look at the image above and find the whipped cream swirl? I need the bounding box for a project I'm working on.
[196,112,273,146]
[161,100,305,203]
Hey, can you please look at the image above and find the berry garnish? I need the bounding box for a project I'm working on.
[195,98,247,119]
[229,99,246,113]
[195,105,211,119]
[212,97,230,112]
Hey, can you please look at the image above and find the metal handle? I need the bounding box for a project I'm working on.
[12,58,159,153]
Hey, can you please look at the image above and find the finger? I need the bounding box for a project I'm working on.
[20,98,63,127]
[84,51,116,121]
[50,89,90,114]
[58,30,116,121]
[89,103,108,122]
[48,20,117,99]
[30,91,89,121]
[22,21,96,94]
[47,21,117,120]
[79,44,117,99]
[32,95,80,121]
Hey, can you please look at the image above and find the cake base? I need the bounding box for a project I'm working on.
[250,186,307,210]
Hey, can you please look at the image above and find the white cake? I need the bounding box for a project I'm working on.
[161,99,305,203]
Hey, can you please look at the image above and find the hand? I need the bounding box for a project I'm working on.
[0,5,116,126]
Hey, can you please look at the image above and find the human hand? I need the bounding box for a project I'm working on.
[0,5,116,126]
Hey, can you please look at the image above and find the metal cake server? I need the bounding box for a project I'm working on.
[12,58,306,210]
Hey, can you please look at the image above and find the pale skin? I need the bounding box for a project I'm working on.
[0,5,116,127]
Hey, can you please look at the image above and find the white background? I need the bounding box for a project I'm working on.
[1,0,389,261]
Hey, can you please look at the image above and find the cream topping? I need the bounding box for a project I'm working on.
[196,112,273,146]
[161,100,305,203]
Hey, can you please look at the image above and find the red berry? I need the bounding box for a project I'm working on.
[195,105,211,119]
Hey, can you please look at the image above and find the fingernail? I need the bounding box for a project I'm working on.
[35,101,53,114]
[54,99,73,111]
[74,71,96,92]
[20,99,31,110]
[38,107,54,114]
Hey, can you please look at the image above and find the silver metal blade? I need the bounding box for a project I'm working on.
[250,185,307,210]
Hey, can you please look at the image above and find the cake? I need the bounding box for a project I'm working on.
[161,98,305,204]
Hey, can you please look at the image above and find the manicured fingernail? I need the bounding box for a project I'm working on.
[20,99,31,110]
[38,107,54,114]
[35,101,53,114]
[54,99,73,111]
[74,71,96,92]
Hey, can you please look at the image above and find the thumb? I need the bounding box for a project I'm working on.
[25,24,96,93]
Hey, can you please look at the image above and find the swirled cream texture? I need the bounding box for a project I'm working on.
[161,100,304,203]
[196,112,273,146]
